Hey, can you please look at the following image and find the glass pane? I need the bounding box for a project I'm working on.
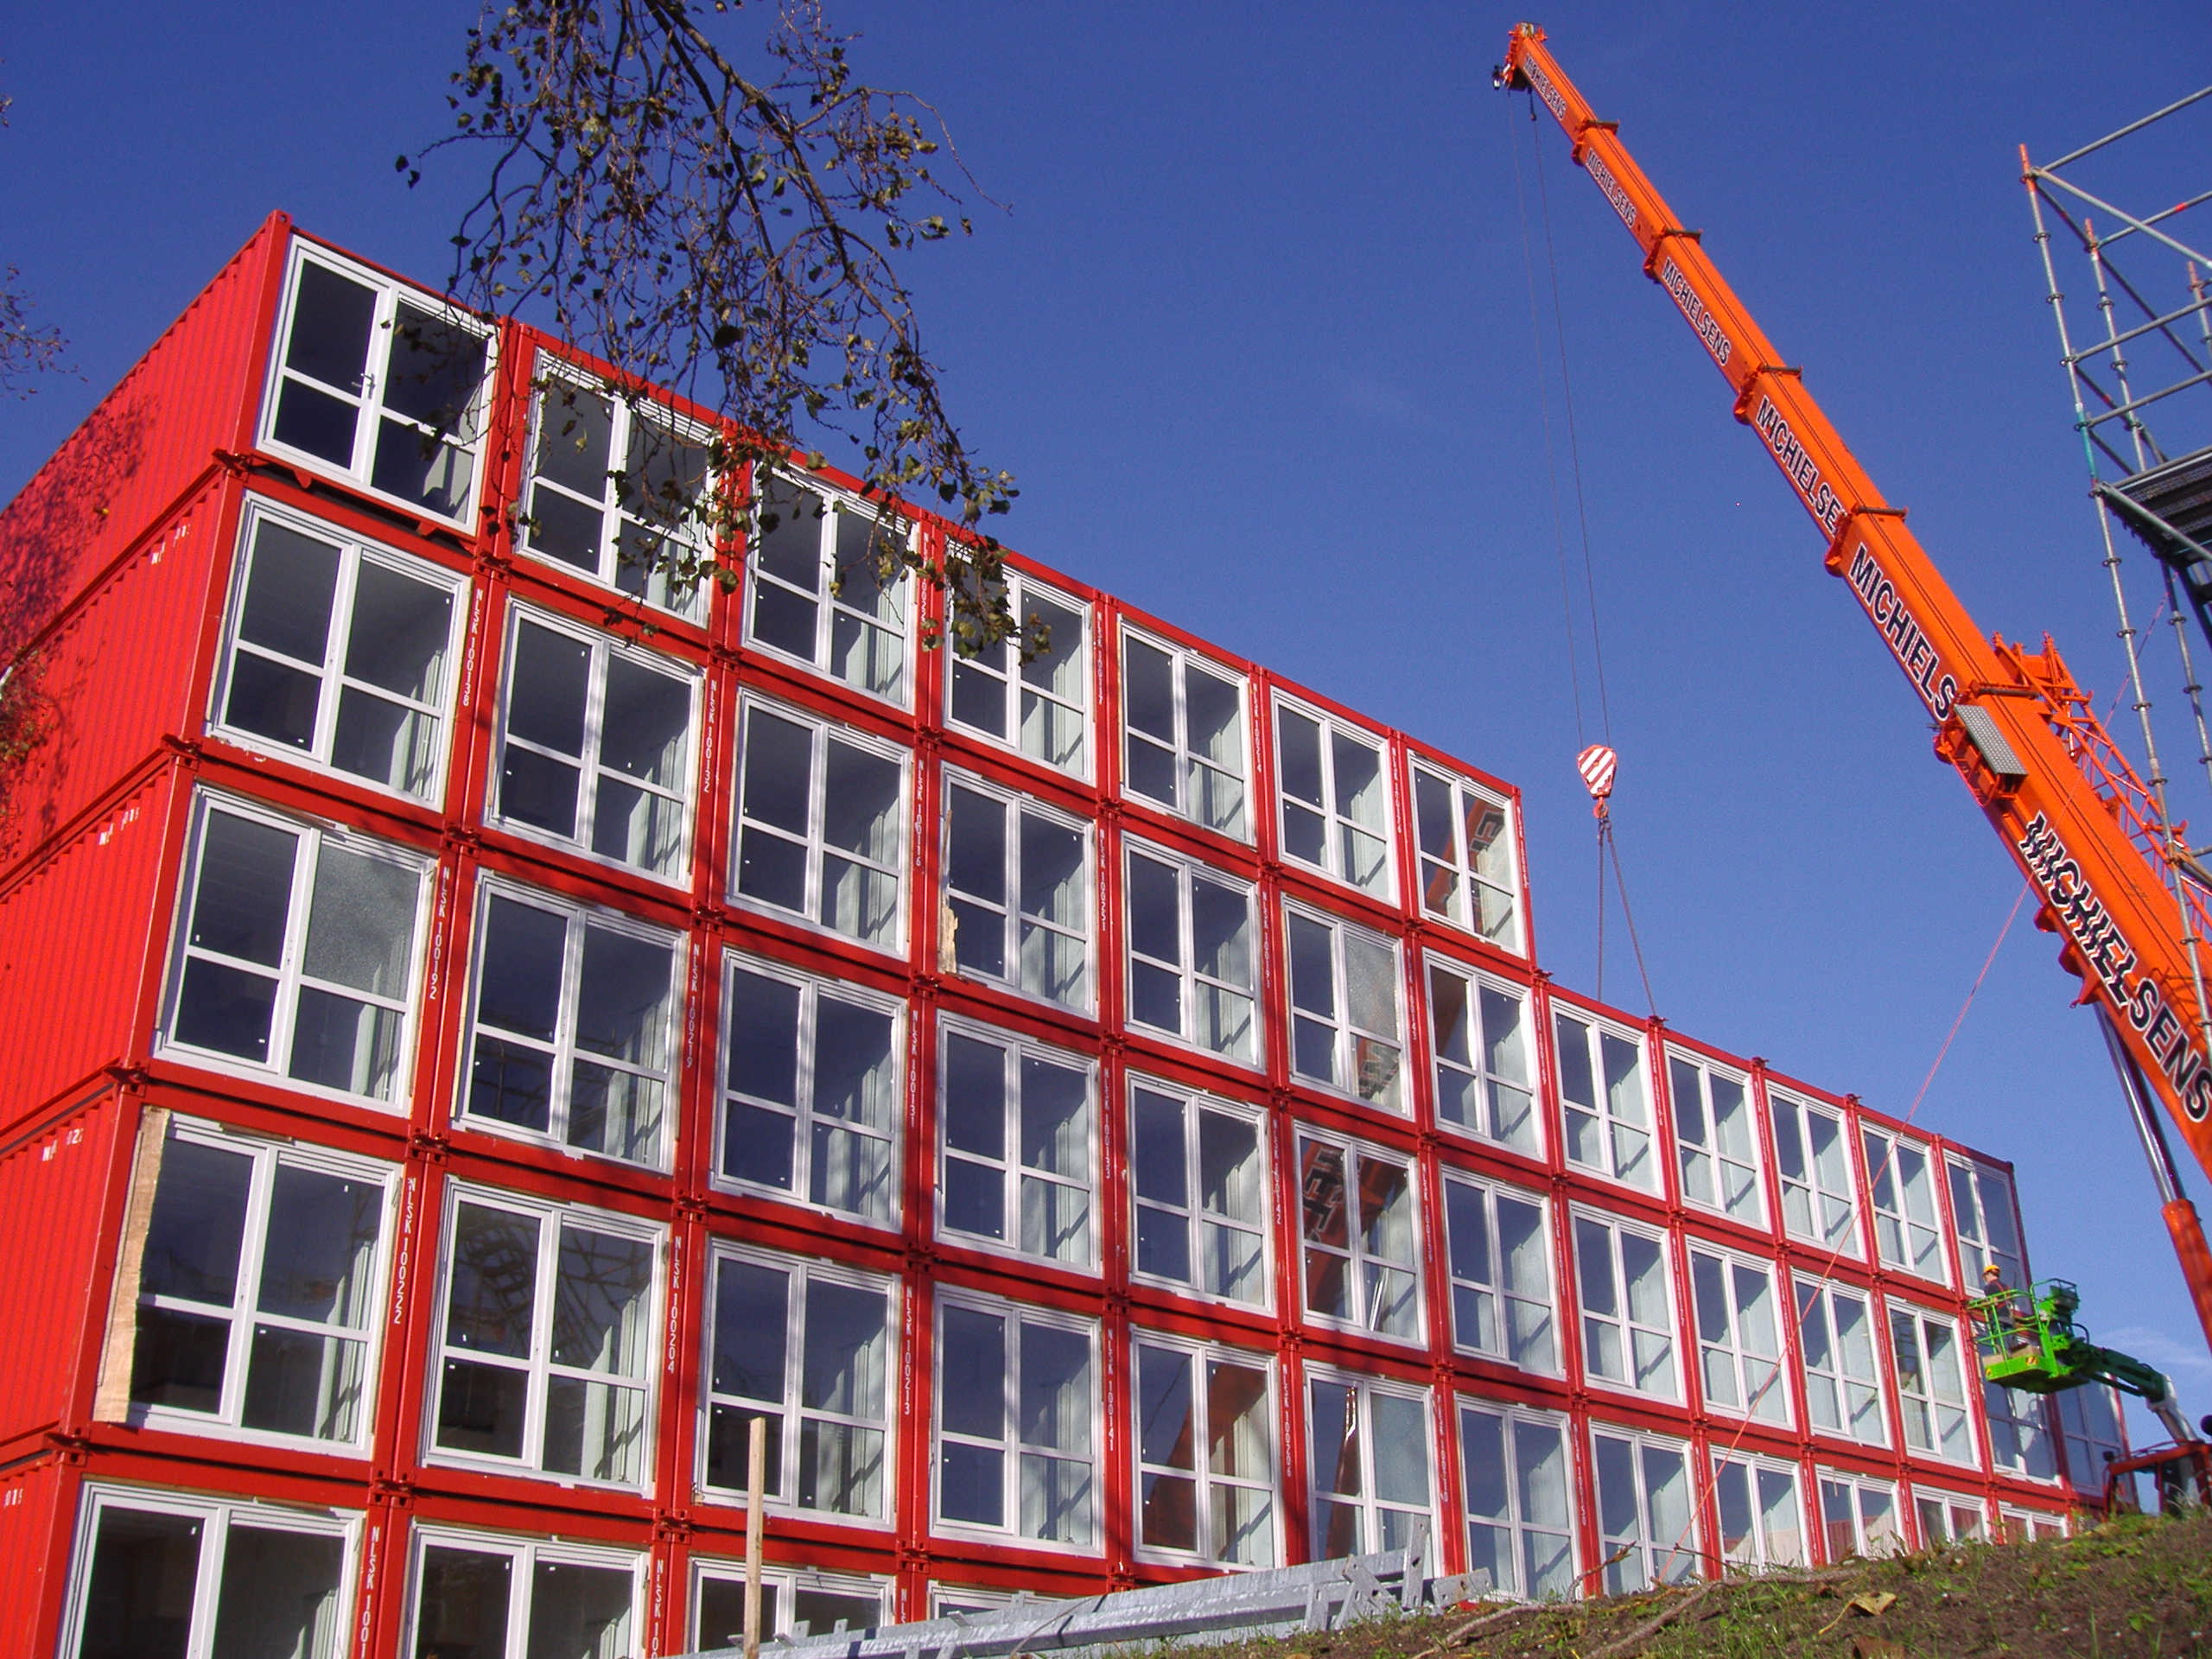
[238,522,340,671]
[803,1280,887,1416]
[302,844,417,999]
[415,1545,513,1659]
[210,1523,345,1659]
[525,1560,632,1659]
[284,263,377,389]
[1019,1322,1090,1453]
[943,1034,1006,1159]
[345,561,451,707]
[189,811,298,969]
[1123,639,1175,744]
[506,622,591,760]
[130,1305,231,1413]
[143,1135,253,1304]
[815,995,897,1128]
[259,1163,382,1325]
[822,741,900,863]
[240,1325,365,1440]
[1370,1392,1427,1505]
[573,925,672,1069]
[535,385,614,497]
[446,1203,540,1359]
[946,786,1006,906]
[600,658,692,795]
[385,303,486,429]
[551,1227,654,1376]
[1185,666,1241,766]
[1020,1058,1089,1179]
[79,1505,203,1659]
[711,1258,788,1401]
[1277,709,1323,808]
[1137,1344,1196,1468]
[938,1306,1005,1440]
[475,897,568,1043]
[725,969,802,1106]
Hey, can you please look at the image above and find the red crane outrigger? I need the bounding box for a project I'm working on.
[1495,22,2212,1355]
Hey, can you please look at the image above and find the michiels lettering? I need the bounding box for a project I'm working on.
[2018,814,2212,1122]
[1847,544,1960,721]
[1754,395,1846,536]
[1586,154,1637,231]
[1524,58,1568,121]
[1661,258,1731,366]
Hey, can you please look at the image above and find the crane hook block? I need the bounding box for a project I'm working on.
[1578,745,1618,820]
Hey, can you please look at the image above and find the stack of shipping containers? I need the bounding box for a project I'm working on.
[0,217,2124,1659]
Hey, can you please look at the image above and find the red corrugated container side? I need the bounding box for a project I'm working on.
[0,1090,126,1456]
[0,213,284,659]
[0,767,179,1131]
[0,477,230,869]
[0,1453,71,1657]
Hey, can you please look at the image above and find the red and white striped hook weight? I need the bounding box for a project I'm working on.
[1577,744,1617,821]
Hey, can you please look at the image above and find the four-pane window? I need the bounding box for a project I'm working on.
[733,700,907,950]
[1770,1090,1860,1253]
[1668,1052,1764,1224]
[410,1530,639,1659]
[1298,1134,1420,1340]
[942,772,1091,1010]
[1712,1454,1805,1568]
[1864,1128,1947,1281]
[936,1297,1098,1547]
[1427,961,1538,1154]
[1132,1337,1276,1566]
[1286,905,1404,1109]
[947,575,1089,772]
[1554,1011,1655,1189]
[1688,1249,1787,1423]
[1122,630,1249,837]
[1458,1404,1575,1600]
[1308,1371,1431,1559]
[1442,1174,1555,1372]
[1796,1278,1887,1445]
[939,1024,1096,1268]
[1412,763,1519,949]
[1274,700,1390,896]
[746,475,910,701]
[1574,1213,1675,1397]
[1129,1084,1268,1305]
[1124,843,1259,1065]
[1589,1427,1696,1592]
[1890,1306,1974,1464]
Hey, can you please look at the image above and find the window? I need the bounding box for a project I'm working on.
[928,1588,1020,1618]
[2057,1383,2126,1497]
[696,1567,887,1647]
[1862,1127,1946,1281]
[1817,1472,1902,1560]
[1890,1306,1974,1464]
[1442,1174,1555,1372]
[1996,1507,2068,1545]
[746,474,910,701]
[1982,1367,2058,1480]
[732,700,906,951]
[936,1296,1098,1548]
[1411,763,1519,950]
[1308,1371,1431,1559]
[493,610,697,880]
[1299,1134,1420,1341]
[125,1119,390,1449]
[1914,1489,1988,1547]
[1688,1249,1786,1423]
[718,958,899,1226]
[430,1190,660,1487]
[409,1529,639,1659]
[521,374,712,616]
[1427,962,1538,1154]
[1132,1337,1276,1566]
[1129,1083,1268,1306]
[163,794,427,1104]
[462,885,679,1167]
[1712,1455,1806,1568]
[213,503,462,802]
[262,248,490,521]
[1121,629,1249,838]
[1458,1403,1574,1599]
[1796,1279,1887,1445]
[1770,1090,1859,1253]
[1573,1215,1675,1397]
[1274,699,1390,896]
[1667,1052,1764,1224]
[1124,842,1258,1065]
[702,1251,893,1520]
[942,772,1091,1010]
[1554,1011,1655,1189]
[1285,905,1404,1109]
[1948,1156,2024,1287]
[947,575,1089,772]
[61,1488,353,1659]
[1589,1427,1696,1592]
[939,1024,1095,1268]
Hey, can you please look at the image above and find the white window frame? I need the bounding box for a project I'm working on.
[126,1116,396,1453]
[1862,1126,1948,1284]
[1666,1050,1765,1227]
[426,1183,664,1491]
[928,1586,1021,1618]
[1283,900,1406,1111]
[1455,1399,1577,1600]
[1587,1425,1699,1592]
[940,767,1095,1013]
[937,1017,1098,1270]
[1306,1366,1435,1560]
[932,1290,1103,1552]
[1122,839,1261,1068]
[1888,1302,1977,1466]
[1128,1078,1270,1308]
[1119,625,1252,841]
[1440,1171,1557,1374]
[1272,694,1394,898]
[490,603,701,882]
[715,953,903,1228]
[1687,1244,1789,1426]
[406,1524,644,1659]
[460,876,683,1169]
[59,1484,359,1659]
[210,495,467,804]
[159,790,431,1109]
[743,472,915,705]
[1710,1452,1808,1569]
[1425,957,1541,1157]
[1129,1331,1280,1568]
[1911,1486,1990,1547]
[1769,1089,1862,1256]
[1409,760,1522,952]
[1816,1470,1903,1561]
[2057,1382,2127,1497]
[1795,1277,1889,1447]
[1297,1129,1423,1344]
[519,364,715,620]
[1552,1007,1657,1191]
[730,695,910,955]
[258,242,494,525]
[693,1560,891,1646]
[944,570,1092,777]
[699,1245,898,1523]
[1996,1505,2069,1544]
[1572,1209,1678,1401]
[1946,1154,2026,1288]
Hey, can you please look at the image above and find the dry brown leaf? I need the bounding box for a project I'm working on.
[1847,1590,1899,1617]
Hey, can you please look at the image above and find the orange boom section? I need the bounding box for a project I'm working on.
[1497,22,2212,1349]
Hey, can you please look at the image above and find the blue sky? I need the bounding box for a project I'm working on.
[8,3,2212,1424]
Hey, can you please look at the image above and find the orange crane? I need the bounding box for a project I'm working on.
[1494,22,2212,1355]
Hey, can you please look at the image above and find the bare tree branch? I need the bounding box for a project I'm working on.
[0,86,71,398]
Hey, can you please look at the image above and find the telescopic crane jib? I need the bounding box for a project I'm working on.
[1493,22,2212,1357]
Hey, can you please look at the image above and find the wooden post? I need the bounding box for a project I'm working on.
[744,1414,767,1659]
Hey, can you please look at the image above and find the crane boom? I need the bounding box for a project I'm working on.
[1496,22,2212,1352]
